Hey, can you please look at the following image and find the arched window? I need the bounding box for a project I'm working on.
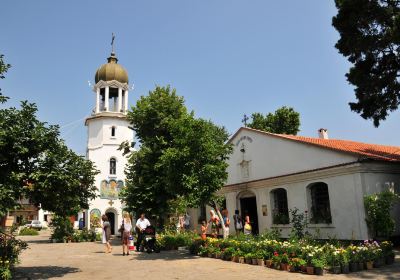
[109,158,116,175]
[111,126,116,137]
[308,182,332,224]
[271,188,289,224]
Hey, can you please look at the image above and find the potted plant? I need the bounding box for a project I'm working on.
[311,258,325,276]
[271,251,281,270]
[348,246,360,272]
[244,253,253,264]
[264,252,273,268]
[279,253,289,271]
[339,250,350,274]
[288,258,303,272]
[254,251,264,266]
[381,241,395,265]
[327,250,341,274]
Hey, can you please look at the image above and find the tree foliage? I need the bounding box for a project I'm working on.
[121,86,232,220]
[333,0,400,126]
[247,106,300,135]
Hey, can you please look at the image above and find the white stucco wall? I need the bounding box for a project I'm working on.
[226,129,358,185]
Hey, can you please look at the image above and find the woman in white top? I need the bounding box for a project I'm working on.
[121,212,133,256]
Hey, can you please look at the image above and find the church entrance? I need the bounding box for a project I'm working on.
[240,196,259,235]
[105,212,115,235]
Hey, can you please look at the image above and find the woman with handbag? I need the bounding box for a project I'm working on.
[243,215,252,235]
[101,215,112,253]
[121,212,132,256]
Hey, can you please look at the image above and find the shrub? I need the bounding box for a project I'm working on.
[0,231,28,280]
[50,215,74,242]
[19,227,39,236]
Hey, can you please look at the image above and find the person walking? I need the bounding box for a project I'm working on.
[121,213,132,256]
[184,212,191,231]
[135,213,150,252]
[233,210,243,236]
[101,215,112,253]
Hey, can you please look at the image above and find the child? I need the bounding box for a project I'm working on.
[201,221,208,240]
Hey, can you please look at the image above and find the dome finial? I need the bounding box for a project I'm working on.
[111,32,116,55]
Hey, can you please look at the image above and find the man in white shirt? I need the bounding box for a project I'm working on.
[135,213,150,251]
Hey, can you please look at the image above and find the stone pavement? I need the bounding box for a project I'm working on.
[14,230,400,280]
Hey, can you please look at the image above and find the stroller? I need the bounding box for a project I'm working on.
[138,225,160,253]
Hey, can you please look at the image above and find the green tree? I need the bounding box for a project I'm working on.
[248,106,300,135]
[121,86,232,226]
[332,0,400,127]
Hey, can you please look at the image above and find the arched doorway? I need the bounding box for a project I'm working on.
[105,208,118,235]
[237,190,259,235]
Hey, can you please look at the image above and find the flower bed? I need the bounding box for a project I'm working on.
[195,236,395,275]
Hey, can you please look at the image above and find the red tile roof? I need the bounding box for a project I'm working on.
[235,127,400,162]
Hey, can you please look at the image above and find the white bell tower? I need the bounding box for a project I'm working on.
[84,47,134,235]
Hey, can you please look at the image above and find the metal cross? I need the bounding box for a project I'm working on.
[111,33,115,53]
[242,114,249,127]
[108,200,114,206]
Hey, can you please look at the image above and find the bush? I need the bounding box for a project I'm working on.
[157,231,197,250]
[19,227,39,236]
[0,231,28,280]
[50,215,74,242]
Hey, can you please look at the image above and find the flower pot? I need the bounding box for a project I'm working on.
[239,257,245,264]
[306,266,314,275]
[314,267,324,275]
[373,258,385,268]
[331,265,341,274]
[257,259,264,266]
[232,256,238,262]
[366,261,374,270]
[350,262,358,272]
[280,263,288,271]
[300,265,307,272]
[245,258,252,264]
[265,260,272,268]
[215,253,221,259]
[207,253,212,258]
[358,262,364,271]
[385,255,395,265]
[252,258,258,265]
[288,265,296,272]
[341,264,350,274]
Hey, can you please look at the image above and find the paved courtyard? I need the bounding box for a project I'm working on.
[14,231,400,280]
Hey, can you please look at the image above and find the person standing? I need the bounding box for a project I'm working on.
[121,213,132,256]
[101,215,112,253]
[222,210,230,237]
[208,210,220,237]
[135,213,150,251]
[233,210,243,236]
[243,215,252,235]
[184,212,191,231]
[200,220,208,240]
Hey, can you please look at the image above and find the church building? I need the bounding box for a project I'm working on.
[221,127,400,240]
[83,49,133,235]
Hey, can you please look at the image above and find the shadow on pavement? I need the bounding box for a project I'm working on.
[13,265,80,279]
[342,262,400,280]
[131,250,199,261]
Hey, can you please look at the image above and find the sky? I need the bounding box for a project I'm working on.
[2,0,400,154]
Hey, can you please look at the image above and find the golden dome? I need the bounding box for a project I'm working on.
[94,52,129,84]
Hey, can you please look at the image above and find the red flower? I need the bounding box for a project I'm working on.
[273,251,279,256]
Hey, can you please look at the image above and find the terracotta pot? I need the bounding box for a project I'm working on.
[215,253,221,259]
[306,266,314,275]
[366,261,374,270]
[331,265,341,274]
[245,258,252,264]
[341,264,350,274]
[280,263,289,271]
[207,253,212,258]
[252,258,258,265]
[300,265,307,272]
[314,267,324,275]
[288,265,296,272]
[257,259,264,266]
[350,262,358,272]
[239,257,245,264]
[265,260,273,268]
[232,256,238,262]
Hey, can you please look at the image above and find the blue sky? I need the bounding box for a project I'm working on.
[2,0,400,154]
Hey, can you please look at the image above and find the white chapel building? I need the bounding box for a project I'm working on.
[221,127,400,240]
[83,50,133,235]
